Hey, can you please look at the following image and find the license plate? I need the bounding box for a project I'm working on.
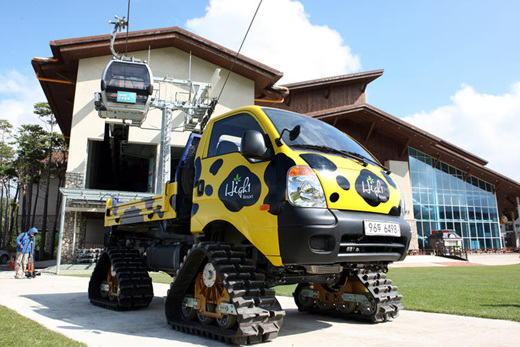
[117,91,137,103]
[364,220,401,237]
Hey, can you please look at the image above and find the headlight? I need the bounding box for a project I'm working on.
[287,166,326,208]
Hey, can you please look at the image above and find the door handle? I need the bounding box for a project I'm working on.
[197,180,205,197]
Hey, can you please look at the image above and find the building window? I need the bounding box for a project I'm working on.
[409,148,502,250]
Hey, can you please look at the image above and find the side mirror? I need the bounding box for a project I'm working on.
[289,125,301,141]
[241,130,272,161]
[275,125,301,146]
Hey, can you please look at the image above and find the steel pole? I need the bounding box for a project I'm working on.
[56,195,67,275]
[156,106,172,193]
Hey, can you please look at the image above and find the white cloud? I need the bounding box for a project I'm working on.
[186,0,361,83]
[0,69,46,131]
[402,83,520,182]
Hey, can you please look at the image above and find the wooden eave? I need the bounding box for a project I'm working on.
[281,69,384,94]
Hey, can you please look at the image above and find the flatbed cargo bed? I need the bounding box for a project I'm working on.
[105,182,178,226]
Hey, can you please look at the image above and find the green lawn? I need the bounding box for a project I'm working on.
[0,305,86,347]
[149,271,173,284]
[274,264,520,322]
[388,264,520,322]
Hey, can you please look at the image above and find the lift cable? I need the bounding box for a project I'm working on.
[216,0,263,104]
[125,0,131,55]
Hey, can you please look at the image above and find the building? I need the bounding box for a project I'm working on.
[32,27,520,262]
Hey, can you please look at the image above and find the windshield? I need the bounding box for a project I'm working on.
[262,108,378,162]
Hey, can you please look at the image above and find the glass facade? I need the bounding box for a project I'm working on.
[409,148,502,250]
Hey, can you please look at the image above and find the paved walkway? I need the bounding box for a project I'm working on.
[0,254,519,346]
[390,253,520,267]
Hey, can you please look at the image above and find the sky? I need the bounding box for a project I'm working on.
[1,0,520,182]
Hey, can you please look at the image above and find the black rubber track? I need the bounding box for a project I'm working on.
[356,267,402,322]
[88,247,154,311]
[293,266,402,323]
[165,242,285,345]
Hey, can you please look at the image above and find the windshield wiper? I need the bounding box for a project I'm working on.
[291,144,391,173]
[291,144,368,167]
[344,150,391,174]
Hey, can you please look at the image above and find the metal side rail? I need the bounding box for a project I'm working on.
[165,242,285,345]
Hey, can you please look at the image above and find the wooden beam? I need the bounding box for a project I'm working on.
[285,93,292,107]
[433,155,441,169]
[464,168,472,182]
[361,80,368,93]
[332,116,339,128]
[325,86,332,99]
[365,121,376,142]
[506,196,517,208]
[400,138,411,158]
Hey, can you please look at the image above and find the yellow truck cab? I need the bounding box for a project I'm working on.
[191,106,410,267]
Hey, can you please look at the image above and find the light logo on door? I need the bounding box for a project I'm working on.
[218,166,261,212]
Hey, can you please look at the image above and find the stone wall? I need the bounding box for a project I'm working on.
[65,172,85,189]
[60,204,88,263]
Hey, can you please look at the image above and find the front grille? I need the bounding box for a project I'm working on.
[339,235,406,255]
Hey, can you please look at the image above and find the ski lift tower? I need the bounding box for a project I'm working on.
[94,16,220,193]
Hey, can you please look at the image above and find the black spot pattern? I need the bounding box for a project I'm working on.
[330,192,339,202]
[336,175,350,190]
[193,157,201,187]
[192,203,199,216]
[300,153,337,171]
[263,153,296,215]
[169,195,176,212]
[382,171,397,189]
[210,159,223,175]
[205,184,213,196]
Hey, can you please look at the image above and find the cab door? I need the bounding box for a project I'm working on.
[191,111,280,260]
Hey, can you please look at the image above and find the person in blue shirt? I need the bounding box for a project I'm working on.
[15,227,38,279]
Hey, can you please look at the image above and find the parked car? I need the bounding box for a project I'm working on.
[0,249,10,264]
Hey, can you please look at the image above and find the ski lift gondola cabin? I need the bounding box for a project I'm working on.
[95,59,154,125]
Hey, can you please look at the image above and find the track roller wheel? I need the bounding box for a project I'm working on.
[88,248,154,311]
[99,265,119,301]
[360,295,378,319]
[165,242,284,344]
[338,302,357,314]
[181,296,197,321]
[294,283,315,311]
[292,270,379,320]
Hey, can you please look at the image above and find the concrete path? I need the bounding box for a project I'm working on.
[390,252,520,267]
[1,257,519,347]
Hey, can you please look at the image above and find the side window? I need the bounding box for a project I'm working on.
[207,113,265,157]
